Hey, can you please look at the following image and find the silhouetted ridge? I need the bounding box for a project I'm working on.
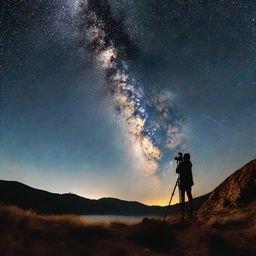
[0,180,164,215]
[0,179,208,216]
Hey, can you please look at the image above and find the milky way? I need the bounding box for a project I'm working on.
[67,0,184,178]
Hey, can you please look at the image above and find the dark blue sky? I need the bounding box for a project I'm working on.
[1,0,256,205]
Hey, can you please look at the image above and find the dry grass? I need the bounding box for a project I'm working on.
[0,205,111,256]
[0,204,255,256]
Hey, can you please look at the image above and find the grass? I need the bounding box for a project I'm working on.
[0,205,111,256]
[0,204,255,256]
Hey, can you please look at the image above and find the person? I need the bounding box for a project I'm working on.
[176,153,194,219]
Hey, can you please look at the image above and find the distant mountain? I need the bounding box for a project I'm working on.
[0,179,208,216]
[0,180,162,215]
[199,159,256,212]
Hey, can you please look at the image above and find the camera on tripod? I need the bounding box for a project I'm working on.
[174,152,183,164]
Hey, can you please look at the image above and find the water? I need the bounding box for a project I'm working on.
[80,215,160,224]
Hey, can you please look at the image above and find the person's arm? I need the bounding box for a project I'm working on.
[190,162,194,186]
[176,163,182,174]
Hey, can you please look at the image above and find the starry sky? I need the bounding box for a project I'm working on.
[1,0,256,206]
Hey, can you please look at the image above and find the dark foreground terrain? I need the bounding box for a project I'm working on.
[0,203,255,256]
[0,160,255,255]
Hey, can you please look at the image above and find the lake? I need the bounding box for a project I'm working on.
[80,215,161,224]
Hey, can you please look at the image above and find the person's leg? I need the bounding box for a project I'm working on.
[180,188,185,219]
[186,187,193,217]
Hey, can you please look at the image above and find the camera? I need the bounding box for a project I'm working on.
[174,152,183,163]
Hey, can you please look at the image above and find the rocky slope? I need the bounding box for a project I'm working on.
[200,159,256,212]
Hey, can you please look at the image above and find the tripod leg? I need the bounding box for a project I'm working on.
[162,178,179,221]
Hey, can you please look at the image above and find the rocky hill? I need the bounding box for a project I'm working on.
[199,159,256,212]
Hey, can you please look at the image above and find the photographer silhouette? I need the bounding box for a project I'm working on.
[176,153,194,219]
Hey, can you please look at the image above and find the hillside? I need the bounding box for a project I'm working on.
[0,180,163,215]
[200,159,256,212]
[0,179,208,216]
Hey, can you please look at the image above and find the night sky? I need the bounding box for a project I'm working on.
[1,0,256,205]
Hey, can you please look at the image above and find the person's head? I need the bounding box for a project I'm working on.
[184,153,190,162]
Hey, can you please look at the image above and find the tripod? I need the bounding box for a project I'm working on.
[162,175,181,221]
